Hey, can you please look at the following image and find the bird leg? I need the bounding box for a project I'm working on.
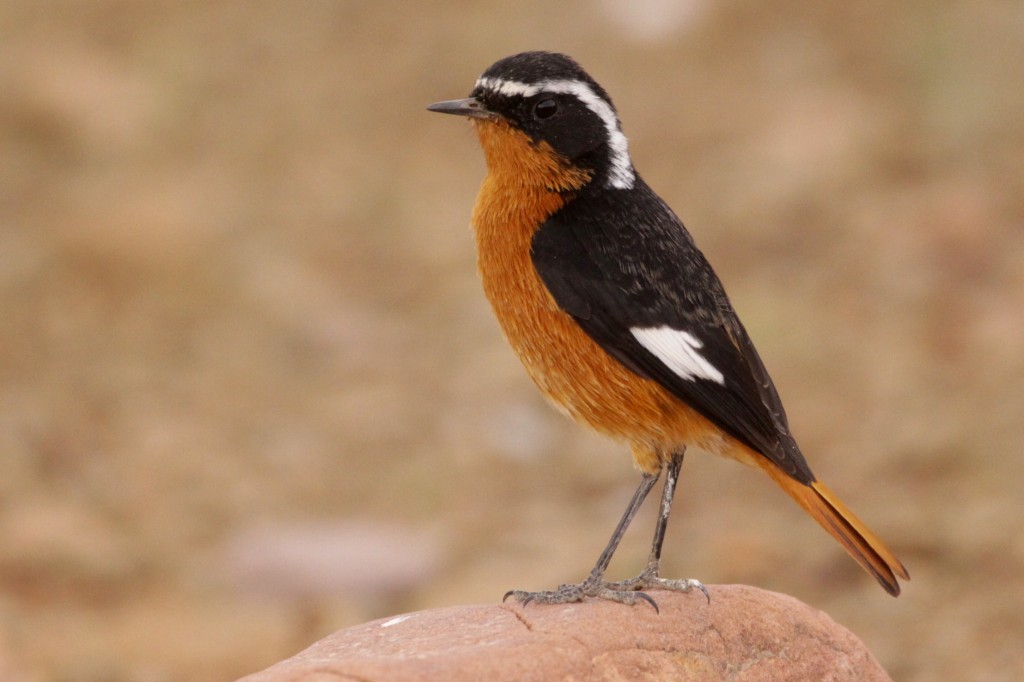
[504,468,660,608]
[504,449,707,610]
[604,449,710,603]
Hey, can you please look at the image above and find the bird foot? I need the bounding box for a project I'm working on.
[604,567,710,604]
[503,579,660,611]
[503,567,708,612]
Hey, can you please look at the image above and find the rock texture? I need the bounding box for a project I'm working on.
[239,584,892,681]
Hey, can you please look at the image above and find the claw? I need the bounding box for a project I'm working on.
[696,582,711,603]
[636,591,660,614]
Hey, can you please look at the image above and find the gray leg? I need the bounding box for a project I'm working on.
[606,449,709,603]
[504,470,660,608]
[504,449,708,610]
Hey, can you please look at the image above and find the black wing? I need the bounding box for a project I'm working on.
[531,180,814,484]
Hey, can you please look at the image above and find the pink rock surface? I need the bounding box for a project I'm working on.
[240,584,892,681]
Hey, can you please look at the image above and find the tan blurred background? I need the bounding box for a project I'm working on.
[2,1,1022,680]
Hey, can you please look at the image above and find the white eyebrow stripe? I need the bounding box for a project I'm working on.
[630,326,726,385]
[474,76,635,190]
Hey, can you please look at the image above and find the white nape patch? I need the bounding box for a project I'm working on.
[474,76,635,190]
[630,326,725,385]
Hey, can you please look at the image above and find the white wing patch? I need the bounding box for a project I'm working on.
[630,327,726,385]
[474,76,635,190]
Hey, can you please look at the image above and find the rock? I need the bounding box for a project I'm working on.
[239,584,892,681]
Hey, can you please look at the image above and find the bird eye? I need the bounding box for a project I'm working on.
[533,98,558,119]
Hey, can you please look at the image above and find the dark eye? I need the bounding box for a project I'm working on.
[533,98,558,119]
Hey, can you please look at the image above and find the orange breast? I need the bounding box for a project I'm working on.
[469,120,726,473]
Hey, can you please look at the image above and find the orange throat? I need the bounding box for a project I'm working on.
[469,118,590,344]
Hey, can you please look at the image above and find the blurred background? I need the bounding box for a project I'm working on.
[1,1,1022,680]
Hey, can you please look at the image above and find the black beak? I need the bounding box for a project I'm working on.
[426,97,494,119]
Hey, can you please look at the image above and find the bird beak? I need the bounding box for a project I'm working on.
[426,97,495,120]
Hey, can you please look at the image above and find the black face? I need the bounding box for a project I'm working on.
[470,52,626,183]
[474,87,608,161]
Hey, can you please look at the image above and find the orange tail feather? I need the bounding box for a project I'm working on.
[762,464,909,596]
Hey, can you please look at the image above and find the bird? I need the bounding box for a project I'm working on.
[427,51,908,606]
